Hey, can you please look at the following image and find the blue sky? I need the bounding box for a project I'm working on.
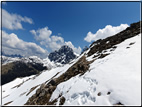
[2,1,140,58]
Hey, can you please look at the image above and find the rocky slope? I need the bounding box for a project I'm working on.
[88,21,140,57]
[48,45,77,64]
[2,21,141,106]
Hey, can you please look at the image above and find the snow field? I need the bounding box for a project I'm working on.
[51,34,141,106]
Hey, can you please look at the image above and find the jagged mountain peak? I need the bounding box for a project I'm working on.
[48,45,76,64]
[58,45,73,54]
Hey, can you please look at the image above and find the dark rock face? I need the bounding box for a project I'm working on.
[59,97,66,105]
[88,21,141,57]
[1,61,47,85]
[48,45,76,64]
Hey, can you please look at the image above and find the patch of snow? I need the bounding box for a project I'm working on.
[2,54,82,105]
[106,41,110,44]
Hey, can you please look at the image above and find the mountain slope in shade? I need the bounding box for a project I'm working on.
[1,56,55,85]
[2,21,141,106]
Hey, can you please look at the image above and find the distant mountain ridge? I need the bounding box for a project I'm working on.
[1,56,54,85]
[48,45,77,64]
[2,51,23,58]
[1,45,77,85]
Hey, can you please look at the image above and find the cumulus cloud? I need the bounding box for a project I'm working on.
[30,27,52,41]
[84,24,129,42]
[2,9,33,30]
[30,27,63,51]
[30,27,82,54]
[2,30,47,58]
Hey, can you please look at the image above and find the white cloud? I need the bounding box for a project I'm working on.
[30,27,65,51]
[2,30,47,58]
[51,36,64,43]
[30,27,52,42]
[84,24,129,42]
[2,9,33,30]
[30,27,82,54]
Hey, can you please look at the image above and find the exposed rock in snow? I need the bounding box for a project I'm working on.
[25,55,91,105]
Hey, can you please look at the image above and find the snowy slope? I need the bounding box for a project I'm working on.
[2,54,82,105]
[2,34,141,106]
[51,34,141,106]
